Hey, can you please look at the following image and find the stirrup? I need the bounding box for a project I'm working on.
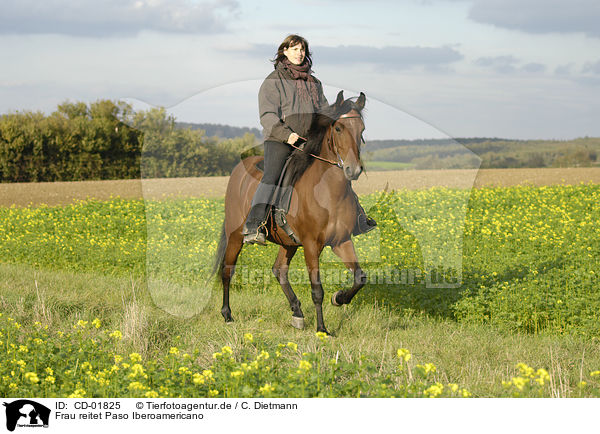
[243,228,266,245]
[243,220,268,245]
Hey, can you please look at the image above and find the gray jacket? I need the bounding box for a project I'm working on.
[258,63,329,143]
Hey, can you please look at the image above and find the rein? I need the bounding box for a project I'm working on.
[288,114,363,169]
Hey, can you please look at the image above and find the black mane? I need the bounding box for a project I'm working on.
[285,98,363,186]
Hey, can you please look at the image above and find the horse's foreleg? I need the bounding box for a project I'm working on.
[272,245,304,328]
[221,231,243,322]
[331,239,367,306]
[303,240,329,334]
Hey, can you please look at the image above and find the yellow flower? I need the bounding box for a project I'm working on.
[202,370,214,381]
[24,372,39,384]
[128,381,146,391]
[208,389,219,397]
[114,355,123,364]
[286,342,298,352]
[128,364,146,379]
[145,390,159,398]
[45,376,56,384]
[397,348,411,362]
[257,350,270,361]
[76,320,88,329]
[192,373,205,385]
[169,347,179,355]
[511,376,527,391]
[534,369,550,385]
[516,363,534,378]
[416,363,436,376]
[244,333,254,343]
[461,388,472,398]
[230,370,244,378]
[590,370,600,377]
[259,383,275,394]
[315,331,328,342]
[448,383,459,393]
[68,388,86,398]
[298,360,312,371]
[129,353,142,363]
[92,318,102,329]
[221,346,233,356]
[109,330,122,340]
[45,367,54,375]
[18,345,28,353]
[424,382,444,398]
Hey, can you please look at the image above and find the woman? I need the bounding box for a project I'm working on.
[243,34,376,245]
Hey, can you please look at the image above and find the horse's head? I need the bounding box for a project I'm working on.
[328,91,366,181]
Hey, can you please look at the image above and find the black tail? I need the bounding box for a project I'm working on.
[210,221,227,283]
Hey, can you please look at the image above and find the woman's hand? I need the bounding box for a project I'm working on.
[287,132,300,145]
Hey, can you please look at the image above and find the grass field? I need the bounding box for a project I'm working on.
[1,174,599,398]
[364,160,414,171]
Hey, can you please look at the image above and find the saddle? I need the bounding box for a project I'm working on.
[255,157,301,245]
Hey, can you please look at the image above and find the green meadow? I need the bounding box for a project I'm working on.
[1,184,599,397]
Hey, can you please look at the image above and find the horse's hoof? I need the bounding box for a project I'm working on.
[331,291,343,307]
[291,316,305,329]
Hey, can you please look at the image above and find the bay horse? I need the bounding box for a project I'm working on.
[212,91,367,335]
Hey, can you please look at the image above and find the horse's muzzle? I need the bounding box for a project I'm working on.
[344,164,362,181]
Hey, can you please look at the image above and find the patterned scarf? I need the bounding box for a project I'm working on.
[280,58,320,107]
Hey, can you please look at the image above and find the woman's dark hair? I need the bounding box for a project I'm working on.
[272,34,312,66]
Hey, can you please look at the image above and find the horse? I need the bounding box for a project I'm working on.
[212,91,368,335]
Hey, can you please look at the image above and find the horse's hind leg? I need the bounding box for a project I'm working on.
[330,239,367,306]
[221,231,243,322]
[272,245,304,329]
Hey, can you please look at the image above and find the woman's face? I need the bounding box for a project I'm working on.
[283,43,306,65]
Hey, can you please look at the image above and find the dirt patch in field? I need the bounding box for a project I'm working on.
[1,168,599,207]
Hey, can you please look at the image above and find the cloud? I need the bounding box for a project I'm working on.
[474,55,519,74]
[468,0,600,39]
[231,43,463,70]
[315,45,463,70]
[475,56,548,74]
[582,60,600,75]
[0,0,239,37]
[555,63,575,75]
[521,62,546,73]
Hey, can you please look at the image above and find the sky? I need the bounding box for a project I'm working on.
[1,0,600,140]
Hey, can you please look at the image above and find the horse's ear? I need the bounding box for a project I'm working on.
[334,91,344,107]
[356,92,366,111]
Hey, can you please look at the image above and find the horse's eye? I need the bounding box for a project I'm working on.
[335,126,341,133]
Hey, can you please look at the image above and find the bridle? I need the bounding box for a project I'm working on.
[288,113,363,169]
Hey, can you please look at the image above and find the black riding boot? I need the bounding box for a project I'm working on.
[352,197,377,236]
[242,203,269,245]
[243,181,278,245]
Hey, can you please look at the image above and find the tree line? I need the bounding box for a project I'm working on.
[0,100,261,183]
[365,137,600,170]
